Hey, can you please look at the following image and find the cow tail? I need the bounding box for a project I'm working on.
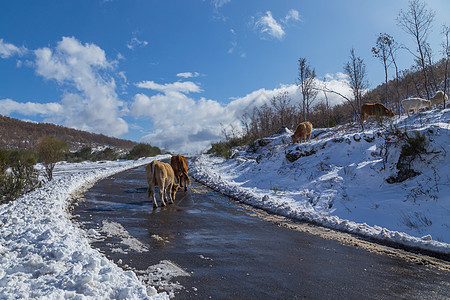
[184,170,191,186]
[151,161,157,184]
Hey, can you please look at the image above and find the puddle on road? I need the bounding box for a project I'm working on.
[125,187,148,194]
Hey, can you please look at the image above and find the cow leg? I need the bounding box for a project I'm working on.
[149,184,158,208]
[178,175,184,189]
[167,182,175,204]
[159,181,166,207]
[180,176,186,191]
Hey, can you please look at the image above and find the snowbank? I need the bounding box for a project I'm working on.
[0,156,171,299]
[190,108,450,255]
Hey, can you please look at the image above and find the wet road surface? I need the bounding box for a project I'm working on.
[71,165,450,299]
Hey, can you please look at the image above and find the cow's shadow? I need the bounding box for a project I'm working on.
[124,187,148,194]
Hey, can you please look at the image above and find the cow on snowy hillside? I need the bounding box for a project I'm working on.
[401,98,431,116]
[291,121,313,144]
[430,90,448,106]
[360,103,395,122]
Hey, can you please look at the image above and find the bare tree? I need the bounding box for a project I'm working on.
[297,57,318,122]
[344,48,368,120]
[270,91,289,128]
[386,35,402,112]
[312,82,365,131]
[372,33,393,104]
[323,90,330,128]
[36,136,69,181]
[397,0,435,99]
[424,43,439,92]
[442,25,450,107]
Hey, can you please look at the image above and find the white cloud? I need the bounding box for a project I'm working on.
[228,28,246,57]
[126,37,149,50]
[228,40,237,54]
[211,0,231,9]
[176,72,200,79]
[130,75,352,154]
[283,9,301,24]
[252,9,302,41]
[0,98,63,116]
[319,72,354,106]
[254,11,285,40]
[130,92,236,154]
[33,36,128,136]
[0,39,27,58]
[135,80,202,94]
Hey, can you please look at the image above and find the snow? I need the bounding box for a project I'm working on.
[0,155,171,300]
[1,108,449,299]
[190,108,450,255]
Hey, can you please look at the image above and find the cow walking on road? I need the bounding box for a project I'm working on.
[146,160,179,208]
[171,154,191,191]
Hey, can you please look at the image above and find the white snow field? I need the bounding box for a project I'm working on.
[190,108,450,255]
[0,155,171,300]
[1,108,449,299]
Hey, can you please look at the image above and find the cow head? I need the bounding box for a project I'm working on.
[290,134,296,143]
[386,109,395,118]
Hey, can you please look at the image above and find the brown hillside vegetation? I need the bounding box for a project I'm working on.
[363,59,449,113]
[0,114,137,151]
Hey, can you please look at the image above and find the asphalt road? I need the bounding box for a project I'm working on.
[71,164,450,299]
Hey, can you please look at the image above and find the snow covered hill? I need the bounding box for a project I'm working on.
[190,108,450,255]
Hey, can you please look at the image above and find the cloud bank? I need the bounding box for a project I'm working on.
[131,74,351,154]
[0,99,63,116]
[32,37,128,136]
[0,37,352,154]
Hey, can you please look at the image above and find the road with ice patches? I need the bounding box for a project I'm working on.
[71,164,450,299]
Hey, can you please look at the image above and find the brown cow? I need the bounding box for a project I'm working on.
[146,160,179,208]
[291,121,313,144]
[170,154,191,191]
[360,103,395,122]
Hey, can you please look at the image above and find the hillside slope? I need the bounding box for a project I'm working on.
[0,114,137,151]
[190,108,450,254]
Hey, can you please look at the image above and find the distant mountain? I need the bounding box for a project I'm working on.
[0,114,138,151]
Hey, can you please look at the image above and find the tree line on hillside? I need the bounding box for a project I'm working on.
[208,0,449,158]
[1,136,162,204]
[0,114,138,151]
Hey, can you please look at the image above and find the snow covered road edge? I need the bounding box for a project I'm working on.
[0,156,170,300]
[189,155,450,256]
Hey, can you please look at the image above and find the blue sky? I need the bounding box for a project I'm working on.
[0,0,449,153]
